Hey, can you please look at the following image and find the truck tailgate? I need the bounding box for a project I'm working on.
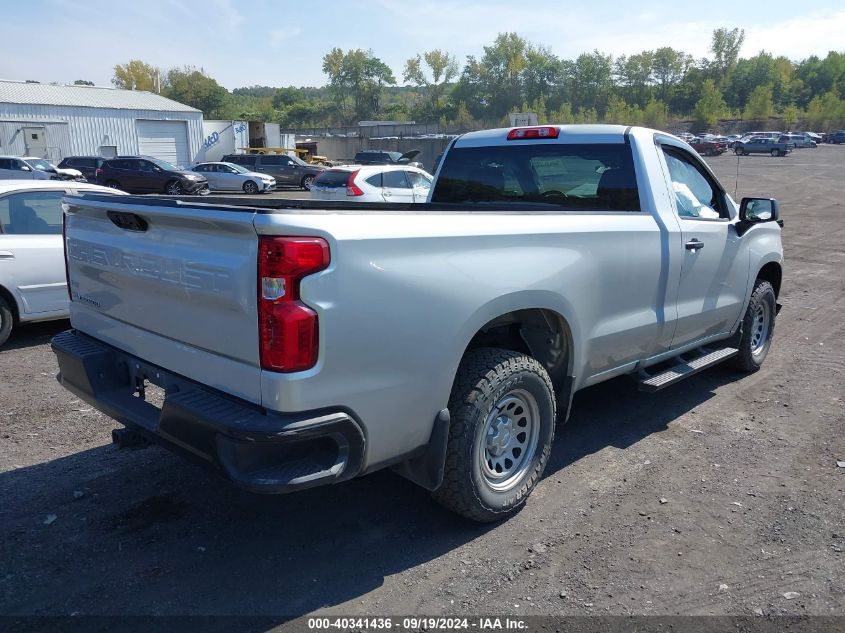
[63,195,262,403]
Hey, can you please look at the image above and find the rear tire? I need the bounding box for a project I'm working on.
[735,148,743,156]
[242,180,259,194]
[301,174,315,191]
[0,295,14,347]
[731,280,776,373]
[432,348,556,522]
[770,149,779,157]
[105,180,121,190]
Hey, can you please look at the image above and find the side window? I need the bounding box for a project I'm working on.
[12,159,28,170]
[365,173,383,188]
[382,170,410,188]
[138,160,155,172]
[662,148,725,220]
[407,171,431,190]
[193,164,208,173]
[0,191,64,235]
[260,155,284,166]
[0,158,9,170]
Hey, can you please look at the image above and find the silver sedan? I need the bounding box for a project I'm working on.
[0,180,126,346]
[191,162,276,194]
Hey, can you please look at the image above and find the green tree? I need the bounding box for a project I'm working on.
[112,60,159,91]
[693,79,727,131]
[571,50,613,115]
[782,104,800,130]
[550,102,574,124]
[805,91,844,130]
[642,98,668,129]
[162,67,228,118]
[651,47,693,103]
[743,83,774,121]
[709,27,745,86]
[614,51,654,107]
[322,48,396,123]
[73,79,94,86]
[403,49,459,119]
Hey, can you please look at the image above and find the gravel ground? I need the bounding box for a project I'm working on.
[0,147,843,620]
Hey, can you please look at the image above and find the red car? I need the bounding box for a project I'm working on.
[690,138,728,156]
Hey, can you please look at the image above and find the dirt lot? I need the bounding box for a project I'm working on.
[1,147,843,621]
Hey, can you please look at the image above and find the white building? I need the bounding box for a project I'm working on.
[0,80,203,166]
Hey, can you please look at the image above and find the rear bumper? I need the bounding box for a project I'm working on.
[51,330,365,493]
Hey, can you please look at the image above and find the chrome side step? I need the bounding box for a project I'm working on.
[637,346,739,392]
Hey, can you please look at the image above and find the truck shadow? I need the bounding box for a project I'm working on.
[0,369,743,618]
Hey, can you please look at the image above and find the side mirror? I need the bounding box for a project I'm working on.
[20,165,31,171]
[737,197,781,235]
[740,197,779,223]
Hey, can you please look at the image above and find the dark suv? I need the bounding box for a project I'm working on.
[221,153,324,190]
[57,156,108,182]
[353,149,422,168]
[829,130,845,144]
[96,156,209,195]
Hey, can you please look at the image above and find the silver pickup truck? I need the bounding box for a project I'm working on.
[52,125,784,522]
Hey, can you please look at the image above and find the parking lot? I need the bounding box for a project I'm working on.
[1,146,843,619]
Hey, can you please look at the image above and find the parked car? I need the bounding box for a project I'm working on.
[96,156,209,195]
[353,149,424,169]
[689,138,728,156]
[778,133,817,149]
[191,162,276,194]
[734,137,792,156]
[221,153,323,190]
[0,156,84,181]
[58,156,109,182]
[828,130,845,144]
[53,124,783,522]
[310,165,433,203]
[0,180,126,345]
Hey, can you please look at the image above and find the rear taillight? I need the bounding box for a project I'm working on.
[94,168,102,179]
[346,170,363,196]
[258,236,330,372]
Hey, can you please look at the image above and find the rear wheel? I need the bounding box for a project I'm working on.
[0,295,14,347]
[432,348,556,522]
[770,149,779,157]
[735,148,744,156]
[165,180,183,195]
[105,180,121,190]
[301,174,315,191]
[242,180,259,194]
[731,279,776,372]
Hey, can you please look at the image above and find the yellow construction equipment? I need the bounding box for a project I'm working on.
[238,147,337,166]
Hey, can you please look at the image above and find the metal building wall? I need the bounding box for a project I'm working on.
[0,104,203,162]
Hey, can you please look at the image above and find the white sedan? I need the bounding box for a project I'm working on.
[0,180,126,345]
[191,162,276,194]
[309,165,433,203]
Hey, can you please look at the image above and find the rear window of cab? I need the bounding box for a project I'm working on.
[432,143,640,211]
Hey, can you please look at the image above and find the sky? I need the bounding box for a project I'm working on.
[2,0,844,90]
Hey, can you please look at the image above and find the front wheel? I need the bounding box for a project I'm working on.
[731,279,776,372]
[432,348,556,522]
[770,149,779,157]
[165,180,183,195]
[735,148,744,156]
[301,174,315,191]
[242,180,259,194]
[0,295,13,346]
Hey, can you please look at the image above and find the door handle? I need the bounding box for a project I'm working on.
[685,239,704,251]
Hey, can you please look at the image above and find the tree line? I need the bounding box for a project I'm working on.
[109,29,845,132]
